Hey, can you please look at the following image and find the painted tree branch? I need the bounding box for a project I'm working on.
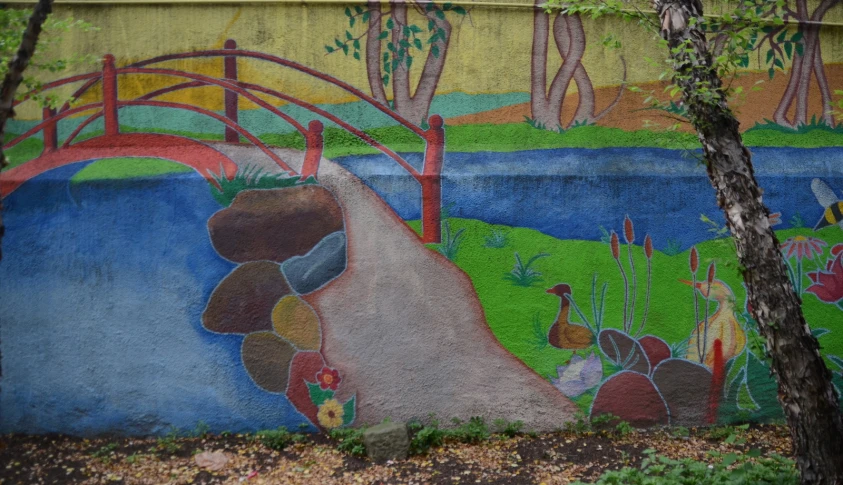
[653,0,843,482]
[0,0,55,262]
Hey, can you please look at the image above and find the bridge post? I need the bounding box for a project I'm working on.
[42,107,58,153]
[421,114,445,244]
[301,120,324,180]
[102,54,119,136]
[224,39,239,143]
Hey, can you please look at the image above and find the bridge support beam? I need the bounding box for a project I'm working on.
[421,115,445,244]
[42,108,57,154]
[224,39,239,143]
[301,120,324,180]
[102,55,119,136]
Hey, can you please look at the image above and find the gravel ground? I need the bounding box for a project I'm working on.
[0,424,792,484]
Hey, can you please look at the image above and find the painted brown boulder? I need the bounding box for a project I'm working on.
[208,186,344,263]
[638,335,672,372]
[591,371,669,427]
[203,261,291,334]
[652,358,713,426]
[598,329,650,375]
[241,331,297,393]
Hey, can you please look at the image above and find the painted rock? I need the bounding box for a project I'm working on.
[241,331,297,393]
[203,261,291,334]
[281,231,347,294]
[591,371,668,427]
[208,186,344,263]
[652,358,713,426]
[271,296,322,351]
[598,329,650,375]
[286,351,327,426]
[638,335,672,372]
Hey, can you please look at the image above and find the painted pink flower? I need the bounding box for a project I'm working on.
[316,367,341,391]
[550,352,602,397]
[806,250,843,304]
[781,236,827,261]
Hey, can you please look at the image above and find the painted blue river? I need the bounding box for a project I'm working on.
[1,146,841,435]
[337,147,843,250]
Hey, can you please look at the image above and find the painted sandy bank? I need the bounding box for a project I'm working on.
[1,0,843,435]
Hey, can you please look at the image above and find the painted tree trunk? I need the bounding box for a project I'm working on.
[773,0,839,128]
[365,0,389,107]
[654,0,843,483]
[0,0,55,262]
[388,1,450,127]
[530,3,624,130]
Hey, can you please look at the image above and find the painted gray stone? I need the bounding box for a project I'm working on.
[363,422,410,462]
[282,231,347,294]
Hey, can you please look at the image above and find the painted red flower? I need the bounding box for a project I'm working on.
[806,251,843,304]
[316,367,341,391]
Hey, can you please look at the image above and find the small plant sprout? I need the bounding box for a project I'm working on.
[504,252,550,287]
[211,165,313,207]
[664,238,682,256]
[530,312,549,350]
[436,221,466,261]
[484,228,509,248]
[610,231,631,330]
[632,234,654,337]
[623,216,638,334]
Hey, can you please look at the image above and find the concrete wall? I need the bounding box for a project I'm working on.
[1,0,843,435]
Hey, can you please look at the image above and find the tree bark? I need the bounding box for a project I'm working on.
[0,0,55,262]
[654,0,843,483]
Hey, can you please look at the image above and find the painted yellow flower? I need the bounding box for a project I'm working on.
[317,399,344,429]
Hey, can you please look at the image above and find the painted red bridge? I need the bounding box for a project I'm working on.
[0,40,445,243]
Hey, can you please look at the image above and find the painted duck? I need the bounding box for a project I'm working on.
[546,284,594,349]
[682,279,747,368]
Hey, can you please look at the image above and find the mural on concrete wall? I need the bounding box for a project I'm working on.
[1,0,843,435]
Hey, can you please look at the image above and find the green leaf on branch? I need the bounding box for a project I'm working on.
[386,17,394,29]
[453,6,466,15]
[431,44,440,58]
[344,7,352,17]
[325,45,334,53]
[378,30,389,40]
[382,73,390,86]
[346,31,353,40]
[342,396,356,426]
[353,39,360,50]
[414,38,423,50]
[353,51,360,60]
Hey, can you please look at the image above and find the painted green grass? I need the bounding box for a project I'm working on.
[408,218,843,386]
[5,122,842,179]
[71,158,193,183]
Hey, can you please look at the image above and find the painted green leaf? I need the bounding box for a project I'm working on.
[353,39,360,50]
[382,52,389,64]
[737,380,760,412]
[775,30,787,43]
[350,17,355,28]
[765,50,774,64]
[410,25,423,33]
[386,41,395,52]
[403,25,411,36]
[346,31,353,40]
[362,11,370,22]
[378,30,389,40]
[335,39,344,48]
[325,45,334,53]
[344,7,351,17]
[384,60,391,73]
[307,381,334,407]
[414,38,423,50]
[431,44,440,58]
[342,44,349,55]
[353,51,360,60]
[813,328,830,339]
[406,55,413,70]
[768,67,775,80]
[342,396,356,426]
[795,42,804,56]
[791,31,803,43]
[354,5,363,14]
[773,58,784,69]
[386,17,394,29]
[428,19,436,31]
[382,73,389,86]
[435,9,445,20]
[784,41,792,58]
[453,6,466,15]
[443,2,453,10]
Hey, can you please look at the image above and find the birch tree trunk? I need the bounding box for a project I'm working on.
[0,0,55,262]
[654,0,843,482]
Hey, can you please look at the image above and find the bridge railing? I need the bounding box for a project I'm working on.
[13,39,445,243]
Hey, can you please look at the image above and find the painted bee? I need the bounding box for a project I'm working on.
[811,178,843,231]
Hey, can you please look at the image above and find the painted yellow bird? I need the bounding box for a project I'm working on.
[682,279,746,368]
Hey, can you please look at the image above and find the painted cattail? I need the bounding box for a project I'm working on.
[690,246,699,273]
[610,231,620,260]
[644,234,653,259]
[623,215,635,244]
[707,262,716,284]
